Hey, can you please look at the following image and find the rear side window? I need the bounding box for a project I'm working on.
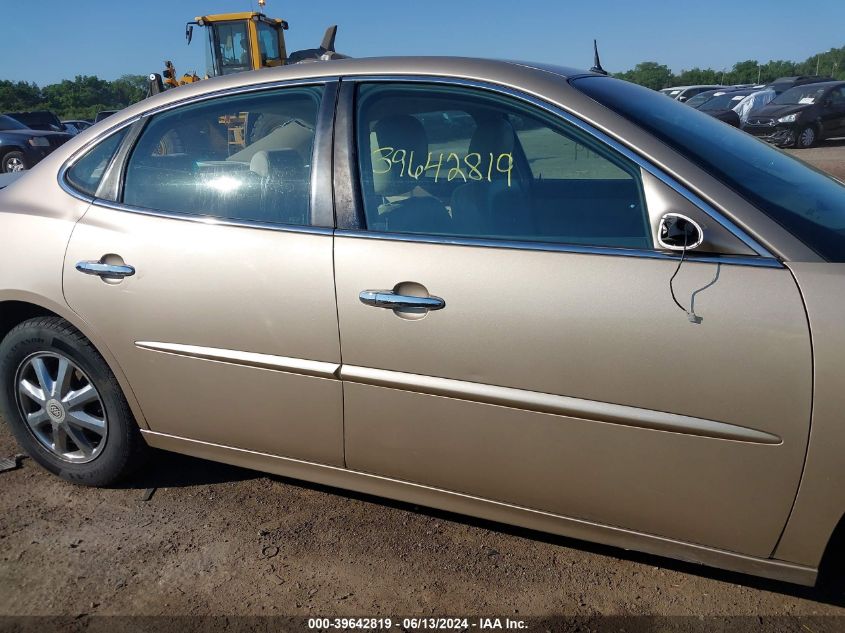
[122,86,323,226]
[354,83,650,249]
[65,129,128,197]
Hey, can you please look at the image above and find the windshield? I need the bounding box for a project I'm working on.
[0,115,27,131]
[211,21,252,75]
[700,92,750,111]
[772,85,828,105]
[685,91,719,108]
[572,75,845,261]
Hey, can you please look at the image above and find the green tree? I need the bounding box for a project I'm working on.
[614,61,674,90]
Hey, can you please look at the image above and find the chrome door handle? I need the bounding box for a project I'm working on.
[359,290,445,311]
[75,261,136,279]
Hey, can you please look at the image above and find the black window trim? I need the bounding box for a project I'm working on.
[332,74,780,269]
[59,77,339,235]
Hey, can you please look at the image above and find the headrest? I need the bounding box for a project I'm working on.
[468,115,516,160]
[372,115,429,196]
[249,148,303,179]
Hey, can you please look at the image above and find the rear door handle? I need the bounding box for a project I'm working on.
[75,261,136,279]
[359,290,445,311]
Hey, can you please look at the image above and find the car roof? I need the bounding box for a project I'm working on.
[780,80,845,91]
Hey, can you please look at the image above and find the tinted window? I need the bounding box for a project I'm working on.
[0,114,27,131]
[355,83,650,249]
[257,22,282,65]
[572,75,845,261]
[65,129,128,197]
[123,86,322,225]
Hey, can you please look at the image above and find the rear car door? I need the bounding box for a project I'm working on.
[62,81,344,466]
[333,79,812,557]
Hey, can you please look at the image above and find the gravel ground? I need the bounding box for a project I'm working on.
[786,137,845,180]
[1,139,845,632]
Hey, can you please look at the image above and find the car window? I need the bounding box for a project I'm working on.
[123,86,323,226]
[828,87,845,106]
[65,129,129,197]
[354,83,650,250]
[573,75,845,261]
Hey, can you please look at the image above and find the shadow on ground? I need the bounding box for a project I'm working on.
[125,448,845,607]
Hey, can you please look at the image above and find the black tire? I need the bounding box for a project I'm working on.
[793,125,817,149]
[1,150,28,173]
[0,317,147,486]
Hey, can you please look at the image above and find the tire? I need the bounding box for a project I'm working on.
[793,125,817,149]
[1,150,28,173]
[0,317,147,486]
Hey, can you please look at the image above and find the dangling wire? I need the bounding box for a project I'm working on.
[669,240,689,315]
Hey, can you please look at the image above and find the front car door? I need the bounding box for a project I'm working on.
[820,85,845,138]
[332,78,812,557]
[62,81,344,466]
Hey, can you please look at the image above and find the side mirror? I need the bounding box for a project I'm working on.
[658,213,703,251]
[186,24,194,45]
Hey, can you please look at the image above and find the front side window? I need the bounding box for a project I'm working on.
[354,83,650,249]
[65,129,128,197]
[123,86,323,225]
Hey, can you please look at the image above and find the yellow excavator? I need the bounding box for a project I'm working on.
[148,1,344,95]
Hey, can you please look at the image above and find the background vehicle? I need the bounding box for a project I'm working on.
[148,3,345,95]
[694,88,757,126]
[767,75,834,95]
[659,85,721,102]
[3,111,66,132]
[0,114,72,173]
[93,110,118,123]
[745,81,845,148]
[62,120,93,134]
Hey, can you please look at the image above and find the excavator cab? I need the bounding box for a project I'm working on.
[188,12,289,77]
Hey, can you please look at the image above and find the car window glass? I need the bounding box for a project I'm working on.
[65,128,128,197]
[355,83,650,249]
[123,86,323,226]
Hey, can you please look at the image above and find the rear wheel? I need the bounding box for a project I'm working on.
[0,317,147,486]
[1,150,27,173]
[793,125,817,149]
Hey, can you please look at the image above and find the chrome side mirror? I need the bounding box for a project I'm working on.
[658,213,703,251]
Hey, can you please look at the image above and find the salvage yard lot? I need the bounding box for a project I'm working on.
[1,139,845,626]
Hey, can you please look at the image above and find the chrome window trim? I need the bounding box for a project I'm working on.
[342,75,778,261]
[89,198,334,237]
[335,229,782,269]
[58,77,338,210]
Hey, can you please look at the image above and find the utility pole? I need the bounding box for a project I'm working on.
[757,65,761,84]
[816,56,821,75]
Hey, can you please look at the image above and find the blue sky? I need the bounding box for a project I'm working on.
[6,0,845,85]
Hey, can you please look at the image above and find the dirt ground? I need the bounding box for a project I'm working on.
[2,140,845,633]
[786,137,845,180]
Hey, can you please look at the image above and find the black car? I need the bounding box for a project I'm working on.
[0,114,73,173]
[744,81,845,148]
[3,110,66,132]
[695,89,757,127]
[767,75,834,95]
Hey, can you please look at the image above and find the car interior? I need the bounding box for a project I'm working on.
[356,89,652,249]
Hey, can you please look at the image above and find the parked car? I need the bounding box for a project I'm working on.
[694,88,757,126]
[0,114,73,173]
[659,85,721,102]
[3,110,66,132]
[2,58,845,588]
[61,120,93,135]
[767,75,834,95]
[93,110,118,123]
[684,86,745,109]
[744,81,845,148]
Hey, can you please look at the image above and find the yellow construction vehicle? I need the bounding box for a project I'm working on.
[149,1,343,95]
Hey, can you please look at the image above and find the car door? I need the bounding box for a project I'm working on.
[62,81,345,466]
[820,86,845,138]
[332,79,812,557]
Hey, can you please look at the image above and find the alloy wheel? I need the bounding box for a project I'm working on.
[798,127,816,148]
[4,156,25,172]
[14,352,108,463]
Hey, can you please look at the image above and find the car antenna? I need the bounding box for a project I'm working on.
[590,39,608,75]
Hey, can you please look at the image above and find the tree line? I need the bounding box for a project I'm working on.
[1,44,843,119]
[614,45,845,90]
[0,75,148,121]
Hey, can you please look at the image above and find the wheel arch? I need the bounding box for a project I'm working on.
[0,293,150,430]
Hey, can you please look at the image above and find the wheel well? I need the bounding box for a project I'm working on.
[816,511,845,589]
[0,301,58,343]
